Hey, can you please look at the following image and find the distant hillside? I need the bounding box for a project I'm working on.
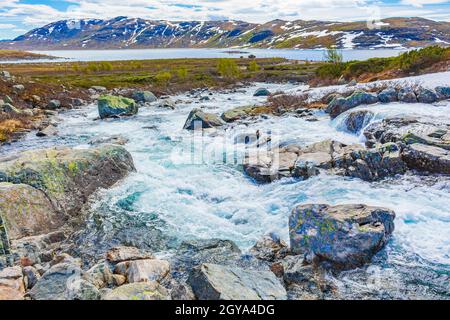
[1,16,449,50]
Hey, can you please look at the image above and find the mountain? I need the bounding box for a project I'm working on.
[1,16,449,50]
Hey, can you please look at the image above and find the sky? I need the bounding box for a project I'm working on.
[0,0,449,40]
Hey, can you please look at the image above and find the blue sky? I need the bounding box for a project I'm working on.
[0,0,449,40]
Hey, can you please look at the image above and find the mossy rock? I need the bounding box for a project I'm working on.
[98,95,138,119]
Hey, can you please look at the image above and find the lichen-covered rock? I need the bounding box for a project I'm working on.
[0,144,135,217]
[0,183,64,240]
[132,91,157,103]
[326,91,378,118]
[189,263,287,300]
[84,262,115,289]
[221,106,260,122]
[289,204,395,269]
[66,279,101,300]
[98,95,137,119]
[377,88,398,103]
[126,259,170,283]
[183,108,225,130]
[102,282,170,300]
[398,88,417,103]
[254,88,271,97]
[416,88,438,103]
[401,143,450,174]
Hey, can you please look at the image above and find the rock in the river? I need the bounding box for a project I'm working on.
[183,108,225,130]
[344,110,374,133]
[254,88,271,97]
[46,100,61,110]
[289,204,395,269]
[188,263,287,300]
[416,88,438,103]
[157,98,176,109]
[0,183,64,240]
[401,143,450,174]
[326,91,378,118]
[106,246,154,263]
[377,88,398,103]
[29,262,82,300]
[126,259,170,283]
[398,88,417,103]
[98,95,138,119]
[435,86,450,99]
[36,124,57,137]
[102,282,170,300]
[0,144,135,217]
[132,91,157,103]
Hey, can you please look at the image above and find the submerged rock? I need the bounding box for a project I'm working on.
[254,88,271,97]
[289,204,395,269]
[132,91,157,103]
[188,263,287,300]
[98,95,137,119]
[183,108,225,130]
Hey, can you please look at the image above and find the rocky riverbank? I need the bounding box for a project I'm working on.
[0,71,449,300]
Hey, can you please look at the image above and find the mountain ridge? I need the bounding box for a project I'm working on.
[1,16,449,50]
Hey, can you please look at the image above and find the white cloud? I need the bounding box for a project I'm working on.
[0,23,16,29]
[401,0,449,7]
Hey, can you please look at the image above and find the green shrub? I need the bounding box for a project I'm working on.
[217,59,240,78]
[396,46,450,72]
[177,67,188,79]
[316,63,346,79]
[247,60,260,72]
[154,71,172,84]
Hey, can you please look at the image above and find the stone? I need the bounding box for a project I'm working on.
[0,144,135,217]
[221,105,264,122]
[254,88,271,97]
[435,86,450,99]
[416,88,438,103]
[132,91,157,103]
[0,71,11,79]
[401,143,450,174]
[88,135,129,146]
[106,246,154,263]
[344,110,374,133]
[289,204,395,269]
[29,262,82,300]
[326,91,378,118]
[66,279,101,300]
[91,86,107,92]
[23,266,40,289]
[4,95,13,104]
[188,263,287,300]
[2,103,21,115]
[183,108,225,130]
[377,88,398,103]
[46,100,61,110]
[84,262,115,289]
[126,259,170,283]
[398,88,417,103]
[12,84,25,92]
[249,234,289,262]
[0,286,23,300]
[102,282,170,300]
[98,95,138,119]
[36,124,58,137]
[157,98,176,109]
[0,183,63,240]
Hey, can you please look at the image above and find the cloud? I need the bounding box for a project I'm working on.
[400,0,449,7]
[0,23,16,29]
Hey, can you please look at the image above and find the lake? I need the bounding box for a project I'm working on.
[1,48,406,63]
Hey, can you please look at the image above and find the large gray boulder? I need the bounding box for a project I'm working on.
[254,88,271,97]
[98,95,138,119]
[401,143,450,174]
[289,204,395,269]
[132,91,157,103]
[435,86,450,99]
[188,263,287,300]
[102,282,170,300]
[183,108,225,130]
[326,91,378,118]
[416,88,438,103]
[344,110,374,133]
[377,88,398,103]
[398,88,417,103]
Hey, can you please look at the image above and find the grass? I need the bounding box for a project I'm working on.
[0,50,56,61]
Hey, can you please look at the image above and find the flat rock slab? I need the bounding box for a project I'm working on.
[106,246,154,263]
[102,282,170,300]
[188,263,287,300]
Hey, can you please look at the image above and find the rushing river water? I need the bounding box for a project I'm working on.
[0,48,406,64]
[3,82,450,299]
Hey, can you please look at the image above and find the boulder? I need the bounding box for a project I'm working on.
[377,88,398,103]
[23,266,40,289]
[289,204,395,269]
[4,95,13,104]
[12,84,25,92]
[102,282,170,300]
[0,144,135,217]
[326,91,378,118]
[88,135,129,146]
[29,262,82,300]
[106,246,154,263]
[416,88,438,103]
[0,71,11,79]
[91,86,107,92]
[401,143,450,174]
[188,263,287,300]
[157,98,176,109]
[0,266,25,300]
[98,95,138,119]
[435,86,450,100]
[398,88,417,103]
[46,100,61,110]
[132,91,157,103]
[126,259,170,283]
[36,124,58,137]
[221,106,252,122]
[344,110,374,133]
[0,183,64,240]
[1,103,21,115]
[254,88,271,97]
[84,262,115,289]
[66,279,101,300]
[249,234,289,262]
[183,108,225,130]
